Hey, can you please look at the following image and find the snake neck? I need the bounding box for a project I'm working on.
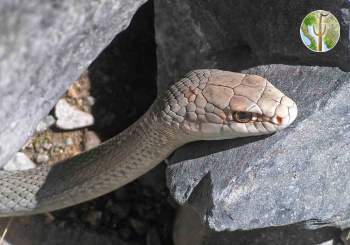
[0,104,185,216]
[103,105,184,176]
[41,106,183,208]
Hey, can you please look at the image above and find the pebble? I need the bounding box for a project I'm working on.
[3,152,36,171]
[55,99,94,130]
[84,130,101,150]
[42,142,53,150]
[36,115,56,132]
[65,137,74,146]
[35,152,49,163]
[86,96,96,106]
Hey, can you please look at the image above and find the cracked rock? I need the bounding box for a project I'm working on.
[166,64,349,244]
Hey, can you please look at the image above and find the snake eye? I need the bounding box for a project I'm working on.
[233,112,253,123]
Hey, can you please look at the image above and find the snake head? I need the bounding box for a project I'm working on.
[161,70,297,141]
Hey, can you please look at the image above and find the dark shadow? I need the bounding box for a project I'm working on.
[28,2,173,245]
[87,0,157,140]
[169,135,270,164]
[176,205,342,245]
[208,222,341,245]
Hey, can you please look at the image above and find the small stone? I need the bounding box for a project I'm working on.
[146,228,161,245]
[3,152,35,171]
[55,99,94,130]
[86,96,96,106]
[35,153,49,163]
[65,137,74,146]
[84,130,101,150]
[67,83,80,98]
[36,115,56,132]
[42,142,52,150]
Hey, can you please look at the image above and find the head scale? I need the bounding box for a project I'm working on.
[160,69,297,141]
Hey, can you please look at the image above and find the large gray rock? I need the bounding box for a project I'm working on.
[0,0,146,167]
[155,1,350,244]
[166,64,349,244]
[155,0,350,93]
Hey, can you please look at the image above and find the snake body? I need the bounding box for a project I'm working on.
[0,69,297,216]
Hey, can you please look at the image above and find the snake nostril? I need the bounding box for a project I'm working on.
[276,116,283,124]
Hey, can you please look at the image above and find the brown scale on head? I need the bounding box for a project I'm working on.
[161,69,298,141]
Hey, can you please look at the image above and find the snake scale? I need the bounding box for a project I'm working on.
[0,69,297,216]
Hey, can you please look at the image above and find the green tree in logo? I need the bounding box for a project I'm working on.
[300,10,340,52]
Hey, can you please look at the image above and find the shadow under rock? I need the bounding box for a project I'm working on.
[207,222,342,245]
[88,0,157,141]
[169,135,270,164]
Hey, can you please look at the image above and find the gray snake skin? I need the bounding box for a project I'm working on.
[0,69,297,216]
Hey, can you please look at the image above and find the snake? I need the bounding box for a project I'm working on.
[0,69,297,216]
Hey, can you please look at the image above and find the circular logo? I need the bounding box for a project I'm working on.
[300,10,340,52]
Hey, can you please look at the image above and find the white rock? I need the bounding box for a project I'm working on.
[84,130,101,151]
[3,152,35,171]
[55,99,94,130]
[86,96,96,106]
[65,137,74,146]
[35,153,49,163]
[36,115,56,132]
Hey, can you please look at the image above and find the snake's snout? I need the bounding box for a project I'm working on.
[270,95,298,129]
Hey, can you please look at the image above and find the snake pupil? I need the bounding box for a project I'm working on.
[233,112,253,123]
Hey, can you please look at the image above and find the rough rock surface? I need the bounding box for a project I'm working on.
[166,64,350,238]
[155,1,350,243]
[155,0,350,93]
[0,0,146,167]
